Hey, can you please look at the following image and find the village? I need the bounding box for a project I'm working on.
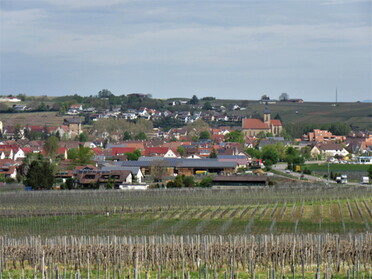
[0,95,371,189]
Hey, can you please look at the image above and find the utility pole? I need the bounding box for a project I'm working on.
[327,160,330,185]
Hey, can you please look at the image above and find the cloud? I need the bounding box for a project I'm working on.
[40,0,126,9]
[1,1,370,100]
[0,8,46,27]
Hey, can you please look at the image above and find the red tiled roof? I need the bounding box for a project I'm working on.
[319,143,344,151]
[111,147,137,155]
[27,125,44,132]
[242,119,269,129]
[92,147,104,155]
[211,134,225,142]
[58,147,67,155]
[22,147,33,154]
[0,159,17,166]
[144,147,170,156]
[270,119,282,126]
[75,165,97,171]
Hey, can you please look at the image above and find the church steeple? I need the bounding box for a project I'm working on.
[263,107,271,124]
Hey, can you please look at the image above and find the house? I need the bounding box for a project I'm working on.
[242,108,283,137]
[143,147,180,157]
[356,156,372,164]
[0,97,21,102]
[12,105,27,111]
[0,149,12,160]
[102,165,144,183]
[310,143,349,158]
[303,129,345,143]
[75,165,100,187]
[63,118,82,137]
[168,128,188,140]
[2,126,24,140]
[99,170,133,185]
[13,147,26,160]
[137,107,149,118]
[67,104,83,115]
[288,99,304,103]
[259,95,277,105]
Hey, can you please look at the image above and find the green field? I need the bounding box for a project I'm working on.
[305,163,370,172]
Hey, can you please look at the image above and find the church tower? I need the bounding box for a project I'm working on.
[263,107,271,124]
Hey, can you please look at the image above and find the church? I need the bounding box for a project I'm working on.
[242,108,283,137]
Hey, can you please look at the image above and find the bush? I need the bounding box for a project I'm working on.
[198,176,213,187]
[302,168,312,175]
[166,175,195,188]
[5,177,15,183]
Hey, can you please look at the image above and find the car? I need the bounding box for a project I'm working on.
[285,170,290,173]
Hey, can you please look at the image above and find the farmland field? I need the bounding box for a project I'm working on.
[1,186,372,278]
[0,186,371,236]
[0,111,65,127]
[304,164,370,172]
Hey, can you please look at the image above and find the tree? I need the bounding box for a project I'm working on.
[329,122,351,136]
[209,148,217,158]
[183,176,195,187]
[135,132,147,140]
[123,131,132,140]
[186,119,210,138]
[225,130,244,145]
[14,124,23,140]
[177,146,185,157]
[368,165,372,180]
[151,159,169,182]
[44,136,59,159]
[202,102,212,110]
[24,159,55,190]
[166,174,194,188]
[279,93,289,101]
[274,113,282,121]
[67,146,94,165]
[262,145,280,167]
[78,132,89,142]
[199,176,213,187]
[245,148,262,159]
[189,95,199,105]
[98,89,114,98]
[199,130,211,140]
[126,149,141,161]
[17,93,26,101]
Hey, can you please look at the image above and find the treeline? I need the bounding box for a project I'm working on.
[284,122,351,138]
[92,118,153,138]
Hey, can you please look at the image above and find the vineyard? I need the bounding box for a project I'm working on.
[1,185,372,278]
[0,186,372,236]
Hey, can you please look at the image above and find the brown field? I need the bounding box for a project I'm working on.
[0,112,64,127]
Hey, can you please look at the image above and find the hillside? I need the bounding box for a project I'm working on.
[0,98,371,130]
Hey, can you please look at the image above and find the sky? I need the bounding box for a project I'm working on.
[0,0,371,102]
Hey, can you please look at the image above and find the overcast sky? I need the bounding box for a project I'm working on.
[1,0,371,101]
